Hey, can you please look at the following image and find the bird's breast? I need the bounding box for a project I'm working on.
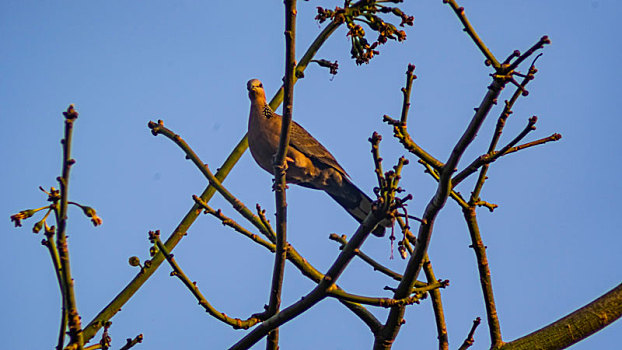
[248,107,282,174]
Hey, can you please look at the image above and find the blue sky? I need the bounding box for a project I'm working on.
[2,1,621,349]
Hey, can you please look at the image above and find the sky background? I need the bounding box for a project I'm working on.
[2,1,621,349]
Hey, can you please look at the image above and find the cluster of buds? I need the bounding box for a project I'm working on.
[10,186,102,234]
[316,1,413,65]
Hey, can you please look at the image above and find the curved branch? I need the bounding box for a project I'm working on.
[498,282,622,350]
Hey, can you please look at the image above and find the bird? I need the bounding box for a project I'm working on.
[246,78,388,237]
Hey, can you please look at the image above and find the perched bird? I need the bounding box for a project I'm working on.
[246,78,388,236]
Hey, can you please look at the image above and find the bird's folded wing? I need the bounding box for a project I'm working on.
[288,120,349,177]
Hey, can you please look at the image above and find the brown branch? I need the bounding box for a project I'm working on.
[442,0,500,69]
[199,197,382,334]
[119,334,143,350]
[329,233,430,287]
[150,231,262,330]
[397,217,449,350]
[453,116,539,187]
[458,317,482,350]
[56,104,84,350]
[384,115,445,172]
[419,160,469,209]
[266,2,297,348]
[377,75,508,349]
[328,285,443,308]
[231,137,401,348]
[256,204,277,242]
[230,212,385,349]
[507,36,550,72]
[423,259,449,350]
[42,226,69,350]
[497,282,622,350]
[192,196,275,253]
[82,134,249,343]
[471,57,539,202]
[400,64,416,124]
[457,132,562,189]
[329,234,403,282]
[463,207,502,346]
[82,16,344,342]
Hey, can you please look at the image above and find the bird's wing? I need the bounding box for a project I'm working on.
[288,119,349,177]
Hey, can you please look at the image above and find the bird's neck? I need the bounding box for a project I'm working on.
[251,97,274,120]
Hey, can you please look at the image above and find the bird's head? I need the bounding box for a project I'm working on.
[247,79,266,104]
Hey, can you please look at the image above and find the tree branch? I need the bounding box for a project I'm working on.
[462,206,502,346]
[150,231,262,330]
[82,17,344,343]
[498,282,622,350]
[56,104,84,350]
[266,1,297,347]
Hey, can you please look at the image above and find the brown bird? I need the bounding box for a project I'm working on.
[246,79,387,236]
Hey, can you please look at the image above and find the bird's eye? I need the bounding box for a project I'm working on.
[259,83,263,88]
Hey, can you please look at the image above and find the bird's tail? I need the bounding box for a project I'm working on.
[326,178,390,237]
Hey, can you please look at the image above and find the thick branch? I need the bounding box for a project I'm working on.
[230,211,383,349]
[498,282,622,350]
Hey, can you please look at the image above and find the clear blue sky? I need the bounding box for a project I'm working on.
[2,1,621,349]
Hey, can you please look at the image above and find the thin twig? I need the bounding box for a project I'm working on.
[193,196,275,252]
[119,334,143,350]
[383,116,445,172]
[458,317,482,350]
[442,0,500,69]
[471,57,540,202]
[150,231,262,329]
[423,259,449,350]
[400,64,416,124]
[452,116,539,187]
[507,36,550,72]
[328,287,432,308]
[329,234,403,282]
[328,233,428,287]
[41,225,68,350]
[463,207,502,346]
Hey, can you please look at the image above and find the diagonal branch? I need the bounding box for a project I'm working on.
[497,282,622,350]
[471,59,540,202]
[452,116,539,187]
[150,231,262,330]
[442,0,500,69]
[458,317,482,350]
[82,17,344,343]
[377,75,508,349]
[193,196,275,252]
[230,211,385,349]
